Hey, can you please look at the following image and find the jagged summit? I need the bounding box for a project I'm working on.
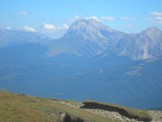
[67,18,113,33]
[58,19,112,57]
[141,26,162,40]
[63,18,127,44]
[145,26,161,32]
[64,18,115,42]
[121,26,162,60]
[51,18,127,57]
[48,18,162,59]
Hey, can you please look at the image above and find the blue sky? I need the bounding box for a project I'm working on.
[0,0,162,38]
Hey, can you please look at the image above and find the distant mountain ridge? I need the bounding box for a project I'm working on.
[121,27,162,60]
[49,19,162,60]
[0,19,162,60]
[0,29,50,47]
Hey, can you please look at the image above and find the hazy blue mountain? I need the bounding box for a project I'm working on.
[0,43,48,65]
[0,29,50,47]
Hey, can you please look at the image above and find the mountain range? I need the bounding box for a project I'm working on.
[0,29,50,47]
[0,19,162,109]
[1,19,162,60]
[49,19,162,60]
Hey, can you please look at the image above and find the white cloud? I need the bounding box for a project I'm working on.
[150,12,162,16]
[73,16,96,21]
[150,11,162,24]
[43,23,56,31]
[42,23,69,32]
[155,16,162,20]
[18,11,28,15]
[86,16,100,21]
[23,26,36,32]
[100,16,114,21]
[121,16,136,20]
[86,16,115,22]
[155,17,162,24]
[72,16,115,22]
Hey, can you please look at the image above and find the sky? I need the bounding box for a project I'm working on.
[0,0,162,38]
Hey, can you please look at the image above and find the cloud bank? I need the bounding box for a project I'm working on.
[100,16,114,21]
[43,23,56,31]
[43,23,69,31]
[23,26,36,32]
[150,11,162,24]
[86,16,115,22]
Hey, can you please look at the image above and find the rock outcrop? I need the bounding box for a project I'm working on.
[81,101,152,122]
[59,112,88,122]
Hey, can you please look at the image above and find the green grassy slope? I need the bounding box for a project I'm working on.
[0,91,114,122]
[0,91,152,122]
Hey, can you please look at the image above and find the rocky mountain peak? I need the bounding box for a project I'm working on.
[141,26,162,40]
[65,19,114,39]
[145,26,160,32]
[67,18,111,31]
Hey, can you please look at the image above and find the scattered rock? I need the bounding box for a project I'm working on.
[148,110,162,122]
[59,112,88,122]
